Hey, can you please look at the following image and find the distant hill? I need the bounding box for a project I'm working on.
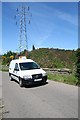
[1,48,76,70]
[29,48,76,70]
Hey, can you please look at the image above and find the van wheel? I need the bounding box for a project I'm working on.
[19,78,24,87]
[9,75,13,81]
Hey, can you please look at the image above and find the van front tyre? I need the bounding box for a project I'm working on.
[19,78,24,87]
[9,75,13,81]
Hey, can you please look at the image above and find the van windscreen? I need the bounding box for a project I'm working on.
[19,62,40,70]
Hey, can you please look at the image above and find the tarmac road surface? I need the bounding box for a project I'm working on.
[0,71,2,119]
[2,72,78,118]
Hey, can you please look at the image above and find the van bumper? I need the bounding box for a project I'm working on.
[22,75,47,85]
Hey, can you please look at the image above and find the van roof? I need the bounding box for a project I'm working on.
[11,58,34,64]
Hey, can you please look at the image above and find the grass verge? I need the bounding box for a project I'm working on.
[47,72,78,86]
[0,65,9,72]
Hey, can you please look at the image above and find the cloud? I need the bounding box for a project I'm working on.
[37,3,78,26]
[36,35,49,47]
[55,10,78,26]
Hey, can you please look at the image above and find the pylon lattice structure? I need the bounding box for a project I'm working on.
[15,4,32,53]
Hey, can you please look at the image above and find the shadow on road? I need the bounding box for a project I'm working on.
[25,82,48,88]
[11,79,48,88]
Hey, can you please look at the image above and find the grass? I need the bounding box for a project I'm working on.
[47,72,78,86]
[0,59,9,72]
[0,65,9,72]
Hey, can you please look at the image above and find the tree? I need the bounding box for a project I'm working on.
[2,51,16,65]
[75,48,80,86]
[2,56,6,60]
[10,55,14,60]
[7,51,13,57]
[2,56,6,65]
[32,45,35,50]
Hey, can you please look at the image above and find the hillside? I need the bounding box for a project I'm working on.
[29,48,76,70]
[0,55,2,64]
[1,48,76,70]
[0,55,2,70]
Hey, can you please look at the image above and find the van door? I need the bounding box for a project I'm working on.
[13,63,19,82]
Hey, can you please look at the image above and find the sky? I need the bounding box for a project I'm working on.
[2,2,78,54]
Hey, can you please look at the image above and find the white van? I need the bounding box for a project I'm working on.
[9,56,47,87]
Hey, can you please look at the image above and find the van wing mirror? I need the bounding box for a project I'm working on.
[14,68,19,71]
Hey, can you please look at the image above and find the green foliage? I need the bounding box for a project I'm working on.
[29,48,76,70]
[1,65,9,72]
[48,73,78,85]
[2,51,16,65]
[75,48,80,85]
[1,48,76,70]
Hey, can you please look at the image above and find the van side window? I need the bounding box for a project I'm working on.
[14,63,19,71]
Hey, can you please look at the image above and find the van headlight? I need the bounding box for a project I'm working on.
[23,75,32,80]
[42,72,47,77]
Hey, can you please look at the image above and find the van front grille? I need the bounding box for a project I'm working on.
[32,74,42,79]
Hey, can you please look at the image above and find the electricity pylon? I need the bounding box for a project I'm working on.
[15,4,32,54]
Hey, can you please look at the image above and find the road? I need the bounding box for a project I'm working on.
[0,71,2,119]
[2,72,78,118]
[0,71,2,98]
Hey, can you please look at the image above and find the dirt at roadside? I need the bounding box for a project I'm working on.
[0,98,5,120]
[0,98,2,120]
